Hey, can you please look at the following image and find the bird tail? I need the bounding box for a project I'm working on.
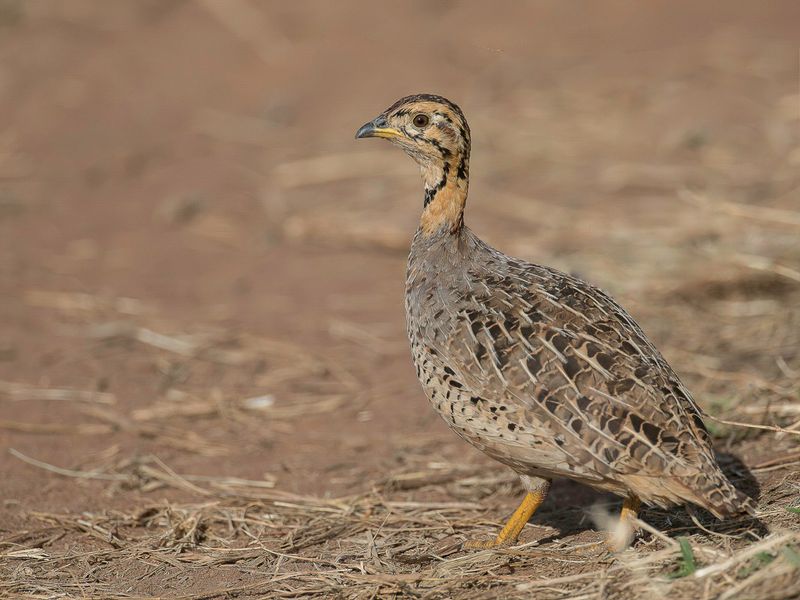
[680,469,756,519]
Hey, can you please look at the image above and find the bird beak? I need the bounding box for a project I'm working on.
[355,116,402,140]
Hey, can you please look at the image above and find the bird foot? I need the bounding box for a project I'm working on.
[463,536,513,550]
[606,495,640,553]
[605,535,633,554]
[463,488,547,551]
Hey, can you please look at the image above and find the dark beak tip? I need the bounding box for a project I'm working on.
[355,122,374,140]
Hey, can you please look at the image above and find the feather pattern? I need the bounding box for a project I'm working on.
[406,224,754,518]
[358,93,754,519]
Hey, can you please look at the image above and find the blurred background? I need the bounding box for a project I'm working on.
[0,1,799,596]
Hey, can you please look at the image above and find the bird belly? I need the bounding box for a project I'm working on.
[410,341,575,477]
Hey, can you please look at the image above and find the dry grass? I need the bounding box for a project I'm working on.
[2,2,800,598]
[4,109,800,599]
[2,451,800,599]
[1,285,799,598]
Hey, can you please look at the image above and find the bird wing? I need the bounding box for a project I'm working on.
[451,259,716,481]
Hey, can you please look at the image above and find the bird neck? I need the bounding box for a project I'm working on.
[419,156,469,238]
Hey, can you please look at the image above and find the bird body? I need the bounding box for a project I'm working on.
[406,224,747,517]
[356,94,753,547]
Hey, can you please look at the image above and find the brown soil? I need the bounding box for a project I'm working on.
[1,2,799,598]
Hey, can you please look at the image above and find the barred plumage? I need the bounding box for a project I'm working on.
[356,94,754,548]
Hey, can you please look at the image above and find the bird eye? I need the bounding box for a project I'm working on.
[413,114,430,128]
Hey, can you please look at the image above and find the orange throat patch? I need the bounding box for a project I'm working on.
[419,179,467,237]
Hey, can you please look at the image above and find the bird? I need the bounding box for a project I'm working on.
[355,94,754,550]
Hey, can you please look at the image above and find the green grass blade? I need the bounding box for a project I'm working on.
[668,537,697,579]
[783,545,800,567]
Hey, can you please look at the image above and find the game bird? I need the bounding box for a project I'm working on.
[355,94,754,549]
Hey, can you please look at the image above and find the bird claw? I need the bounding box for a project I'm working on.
[463,537,509,550]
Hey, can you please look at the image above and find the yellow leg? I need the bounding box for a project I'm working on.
[465,481,550,549]
[608,495,641,552]
[621,495,641,522]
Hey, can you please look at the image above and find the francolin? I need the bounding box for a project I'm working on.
[356,94,754,550]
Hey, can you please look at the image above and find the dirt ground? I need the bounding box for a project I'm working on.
[1,1,799,598]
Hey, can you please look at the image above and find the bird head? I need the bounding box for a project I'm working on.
[356,95,471,233]
[355,93,470,181]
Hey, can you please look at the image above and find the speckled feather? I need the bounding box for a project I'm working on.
[406,228,753,517]
[359,94,754,519]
